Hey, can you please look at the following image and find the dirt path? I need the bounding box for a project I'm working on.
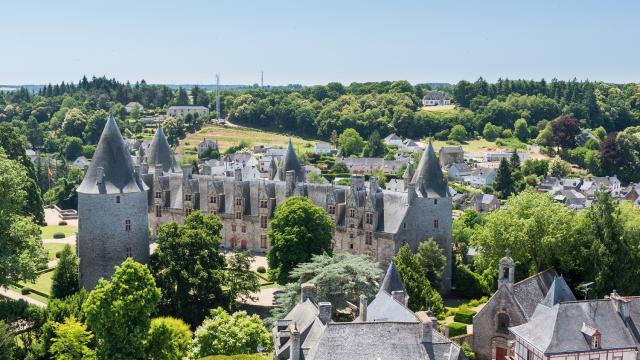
[0,287,46,307]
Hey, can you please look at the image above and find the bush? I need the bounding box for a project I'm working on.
[454,265,489,299]
[256,266,266,274]
[453,308,477,324]
[21,287,31,295]
[448,322,467,337]
[55,251,61,259]
[479,296,488,304]
[53,232,66,239]
[58,221,67,226]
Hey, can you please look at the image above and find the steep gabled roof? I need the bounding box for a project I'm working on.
[540,276,576,307]
[275,139,305,181]
[380,262,406,295]
[78,114,148,194]
[146,126,179,173]
[411,141,449,198]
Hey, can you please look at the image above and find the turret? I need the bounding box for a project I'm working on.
[146,125,180,173]
[412,140,449,198]
[498,250,515,291]
[275,139,305,182]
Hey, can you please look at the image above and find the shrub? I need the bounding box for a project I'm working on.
[256,266,266,274]
[453,308,477,324]
[453,265,489,299]
[53,232,66,239]
[448,322,467,337]
[21,287,31,295]
[58,221,67,226]
[468,299,479,307]
[479,296,488,304]
[461,342,476,360]
[55,251,61,259]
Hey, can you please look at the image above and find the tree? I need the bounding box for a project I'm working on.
[417,240,447,291]
[514,118,530,142]
[225,251,260,310]
[393,244,444,315]
[63,137,84,160]
[145,317,192,360]
[509,150,521,169]
[363,130,385,157]
[0,321,15,360]
[51,244,80,299]
[150,211,227,327]
[494,158,514,198]
[188,308,272,359]
[547,156,571,177]
[61,108,87,138]
[49,316,96,360]
[83,110,108,145]
[0,151,47,287]
[448,124,468,143]
[550,115,581,149]
[44,168,84,209]
[83,258,161,360]
[483,123,500,141]
[270,253,380,321]
[338,128,365,157]
[612,126,640,182]
[267,196,334,284]
[330,161,350,174]
[330,130,338,146]
[173,88,189,106]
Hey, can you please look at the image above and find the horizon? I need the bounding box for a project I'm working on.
[3,0,640,85]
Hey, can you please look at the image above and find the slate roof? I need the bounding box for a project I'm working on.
[367,290,418,322]
[147,126,180,173]
[512,268,558,319]
[412,141,449,198]
[275,139,305,181]
[379,262,406,295]
[540,276,577,307]
[472,193,498,205]
[78,114,148,194]
[423,90,450,101]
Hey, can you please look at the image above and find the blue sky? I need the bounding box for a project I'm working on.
[2,0,640,85]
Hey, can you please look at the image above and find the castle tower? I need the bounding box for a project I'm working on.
[146,125,180,173]
[275,139,305,182]
[77,114,150,289]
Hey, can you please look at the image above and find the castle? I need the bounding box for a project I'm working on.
[77,115,453,292]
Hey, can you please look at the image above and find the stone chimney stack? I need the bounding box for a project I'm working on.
[421,315,433,343]
[134,165,140,177]
[351,175,365,190]
[407,182,416,205]
[300,282,315,303]
[319,302,332,324]
[286,170,295,196]
[392,290,406,306]
[183,164,193,180]
[369,177,379,193]
[155,163,163,178]
[289,325,301,360]
[358,294,368,322]
[96,167,105,184]
[611,290,630,320]
[234,167,242,181]
[141,161,149,175]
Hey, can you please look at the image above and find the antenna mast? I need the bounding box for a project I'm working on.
[261,71,264,88]
[215,73,221,122]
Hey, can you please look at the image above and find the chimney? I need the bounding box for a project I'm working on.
[155,163,163,178]
[300,282,315,303]
[392,290,406,306]
[289,325,301,360]
[319,302,332,324]
[234,167,242,181]
[421,316,433,343]
[358,294,368,322]
[610,290,630,320]
[96,167,105,184]
[351,175,364,190]
[202,164,211,175]
[407,182,416,205]
[183,164,193,180]
[286,170,295,196]
[369,177,379,193]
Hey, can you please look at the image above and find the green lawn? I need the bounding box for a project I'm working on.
[11,270,55,303]
[430,138,505,153]
[43,243,76,260]
[40,225,76,239]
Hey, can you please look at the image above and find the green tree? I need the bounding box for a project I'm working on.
[61,108,87,138]
[417,240,447,291]
[83,110,108,145]
[338,128,365,157]
[225,251,260,310]
[0,320,15,360]
[483,123,500,141]
[49,316,96,360]
[188,308,272,359]
[267,196,334,284]
[83,259,161,360]
[145,317,192,360]
[173,88,189,106]
[494,158,514,198]
[150,211,227,327]
[51,244,80,299]
[448,124,468,143]
[63,137,84,160]
[514,118,530,142]
[330,162,350,174]
[547,156,571,177]
[44,167,84,209]
[363,130,385,157]
[393,244,444,314]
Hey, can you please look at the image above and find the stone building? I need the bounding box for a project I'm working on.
[77,114,150,289]
[137,127,453,292]
[472,253,571,360]
[167,105,209,118]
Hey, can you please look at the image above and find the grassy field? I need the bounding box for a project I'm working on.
[40,225,77,239]
[430,138,506,153]
[419,104,457,112]
[44,243,76,260]
[177,125,318,155]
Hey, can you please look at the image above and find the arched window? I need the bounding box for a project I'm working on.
[497,313,510,333]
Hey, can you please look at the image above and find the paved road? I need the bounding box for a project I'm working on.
[0,287,46,307]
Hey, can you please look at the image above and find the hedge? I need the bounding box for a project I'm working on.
[58,220,67,226]
[52,232,66,239]
[448,322,467,337]
[453,265,489,299]
[21,287,31,295]
[256,266,266,274]
[454,308,477,324]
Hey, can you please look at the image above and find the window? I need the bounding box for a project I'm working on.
[328,205,336,215]
[125,219,131,232]
[497,313,510,334]
[349,243,354,249]
[260,234,267,249]
[349,233,354,239]
[116,196,121,204]
[403,222,407,229]
[231,224,237,232]
[126,247,132,258]
[260,216,267,229]
[235,198,242,206]
[241,224,246,233]
[260,200,268,209]
[365,232,373,245]
[155,191,162,199]
[349,209,356,218]
[210,196,216,203]
[365,212,373,225]
[526,349,533,360]
[185,194,192,202]
[592,333,601,349]
[185,208,192,216]
[434,219,439,228]
[155,205,161,217]
[434,199,438,205]
[235,211,241,219]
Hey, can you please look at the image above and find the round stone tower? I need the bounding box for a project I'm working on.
[76,114,149,290]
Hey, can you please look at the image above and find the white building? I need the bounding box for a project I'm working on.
[167,106,209,118]
[197,138,218,157]
[422,91,451,106]
[314,141,333,155]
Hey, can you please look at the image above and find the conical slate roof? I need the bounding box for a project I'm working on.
[78,114,148,194]
[146,126,179,173]
[276,139,305,181]
[380,262,406,294]
[411,140,448,198]
[541,276,576,307]
[402,162,414,180]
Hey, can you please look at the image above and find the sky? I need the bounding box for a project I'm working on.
[2,0,640,85]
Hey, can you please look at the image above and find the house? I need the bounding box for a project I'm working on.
[26,149,37,162]
[71,156,90,170]
[483,152,530,163]
[471,193,500,212]
[446,163,472,181]
[464,168,497,188]
[167,105,209,118]
[273,263,467,360]
[472,253,568,360]
[580,176,622,198]
[314,142,333,155]
[439,146,464,166]
[125,102,144,113]
[422,90,451,106]
[509,289,640,360]
[253,145,270,153]
[538,177,583,193]
[383,133,403,147]
[553,189,587,209]
[623,184,640,203]
[197,138,218,157]
[335,157,408,175]
[399,139,422,153]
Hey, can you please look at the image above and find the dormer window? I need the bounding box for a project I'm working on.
[185,194,192,202]
[235,198,242,206]
[260,200,268,209]
[155,191,162,199]
[349,209,356,218]
[365,212,373,225]
[328,205,336,215]
[592,333,601,349]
